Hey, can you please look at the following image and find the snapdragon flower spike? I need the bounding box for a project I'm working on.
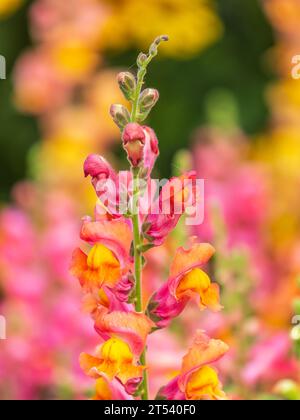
[157,331,228,400]
[80,337,145,395]
[122,123,159,174]
[143,171,197,246]
[72,36,228,401]
[70,217,133,293]
[147,242,221,328]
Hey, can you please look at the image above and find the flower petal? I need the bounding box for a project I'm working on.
[94,308,154,357]
[169,243,215,293]
[80,218,133,268]
[93,376,134,400]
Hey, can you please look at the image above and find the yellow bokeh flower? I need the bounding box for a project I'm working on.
[100,0,223,58]
[253,128,300,250]
[50,40,99,81]
[0,0,23,18]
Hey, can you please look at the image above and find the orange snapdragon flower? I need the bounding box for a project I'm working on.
[70,244,121,292]
[147,242,222,328]
[158,331,229,400]
[70,217,133,293]
[80,337,145,394]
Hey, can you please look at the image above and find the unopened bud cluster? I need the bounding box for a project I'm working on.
[110,35,169,168]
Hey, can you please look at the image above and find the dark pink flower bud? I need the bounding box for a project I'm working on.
[84,154,111,178]
[122,123,146,144]
[83,155,120,216]
[122,123,146,167]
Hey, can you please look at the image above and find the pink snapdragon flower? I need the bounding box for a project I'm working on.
[14,49,72,114]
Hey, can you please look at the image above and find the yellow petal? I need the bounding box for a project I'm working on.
[99,339,144,385]
[118,364,145,386]
[71,245,121,292]
[186,366,225,400]
[201,283,222,312]
[79,352,102,378]
[101,338,133,364]
[93,378,112,400]
[176,268,211,299]
[87,244,119,270]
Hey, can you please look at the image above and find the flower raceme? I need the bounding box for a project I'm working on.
[71,37,228,400]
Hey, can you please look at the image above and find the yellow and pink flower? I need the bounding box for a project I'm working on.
[158,331,228,400]
[80,337,145,395]
[70,217,133,293]
[147,242,222,328]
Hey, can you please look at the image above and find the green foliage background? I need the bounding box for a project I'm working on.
[0,0,274,199]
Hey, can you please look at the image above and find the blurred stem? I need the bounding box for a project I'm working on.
[131,66,146,122]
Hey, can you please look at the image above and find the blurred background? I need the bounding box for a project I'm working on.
[1,0,300,400]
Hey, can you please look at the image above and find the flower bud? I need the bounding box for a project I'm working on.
[117,72,136,101]
[84,154,111,178]
[138,89,159,120]
[122,123,146,167]
[149,35,169,56]
[110,104,131,130]
[155,35,169,44]
[137,53,147,67]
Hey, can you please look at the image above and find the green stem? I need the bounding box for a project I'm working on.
[132,169,149,401]
[129,40,168,400]
[131,67,147,122]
